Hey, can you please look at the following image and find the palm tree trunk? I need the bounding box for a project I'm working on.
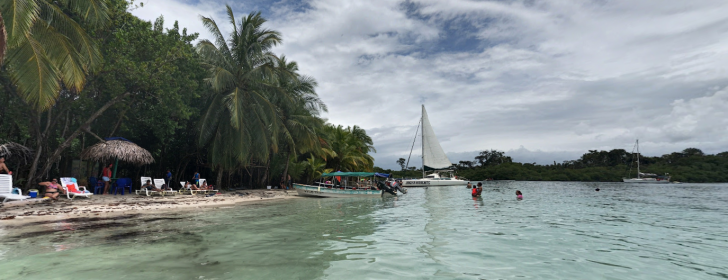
[280,151,290,186]
[215,168,223,189]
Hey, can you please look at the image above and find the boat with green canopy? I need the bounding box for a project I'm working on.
[294,172,406,198]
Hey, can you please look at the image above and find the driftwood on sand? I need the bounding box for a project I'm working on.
[80,139,154,165]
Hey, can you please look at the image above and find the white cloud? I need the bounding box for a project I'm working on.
[132,0,728,170]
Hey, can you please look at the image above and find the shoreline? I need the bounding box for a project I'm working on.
[0,189,300,226]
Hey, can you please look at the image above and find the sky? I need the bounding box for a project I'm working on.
[131,0,728,170]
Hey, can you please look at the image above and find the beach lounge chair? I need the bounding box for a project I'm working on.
[0,175,30,203]
[137,177,160,196]
[198,179,219,194]
[60,177,93,199]
[179,181,205,195]
[154,179,176,196]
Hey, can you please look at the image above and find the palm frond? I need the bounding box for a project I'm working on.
[2,0,38,47]
[7,33,60,111]
[66,0,110,27]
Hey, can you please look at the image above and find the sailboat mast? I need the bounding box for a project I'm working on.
[421,105,425,178]
[636,139,640,179]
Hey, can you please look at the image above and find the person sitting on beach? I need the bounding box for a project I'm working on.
[142,180,161,192]
[39,179,63,200]
[516,190,523,200]
[186,181,207,191]
[0,157,12,175]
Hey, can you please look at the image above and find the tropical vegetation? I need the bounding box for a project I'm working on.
[0,0,376,191]
[378,148,728,183]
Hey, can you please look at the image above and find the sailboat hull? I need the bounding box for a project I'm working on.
[401,179,468,187]
[622,178,670,184]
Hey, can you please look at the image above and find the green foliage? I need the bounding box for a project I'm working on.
[449,148,728,182]
[1,0,110,111]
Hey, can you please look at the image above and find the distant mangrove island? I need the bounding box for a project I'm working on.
[378,148,728,183]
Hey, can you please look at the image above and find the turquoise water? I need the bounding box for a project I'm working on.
[1,182,727,279]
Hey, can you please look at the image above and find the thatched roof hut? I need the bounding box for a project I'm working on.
[80,138,154,165]
[0,140,34,165]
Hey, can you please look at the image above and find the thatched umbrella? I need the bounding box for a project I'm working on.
[80,137,154,178]
[0,140,34,165]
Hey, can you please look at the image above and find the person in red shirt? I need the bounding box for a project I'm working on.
[102,164,113,195]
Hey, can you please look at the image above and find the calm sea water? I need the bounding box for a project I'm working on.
[1,182,727,280]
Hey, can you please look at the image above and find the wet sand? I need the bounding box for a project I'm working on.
[0,189,299,225]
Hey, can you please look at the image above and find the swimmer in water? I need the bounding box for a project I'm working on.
[467,182,472,189]
[516,190,523,200]
[595,188,600,191]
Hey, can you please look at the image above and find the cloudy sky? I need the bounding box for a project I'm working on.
[132,0,728,169]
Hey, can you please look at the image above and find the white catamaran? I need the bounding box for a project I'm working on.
[623,139,671,184]
[401,105,467,187]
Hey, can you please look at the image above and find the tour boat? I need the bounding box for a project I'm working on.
[401,105,468,187]
[623,139,671,184]
[294,172,406,198]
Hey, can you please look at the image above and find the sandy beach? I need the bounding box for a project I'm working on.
[0,189,299,225]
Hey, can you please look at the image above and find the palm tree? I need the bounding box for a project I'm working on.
[304,155,330,184]
[1,0,109,111]
[271,56,327,184]
[321,124,375,171]
[196,6,287,187]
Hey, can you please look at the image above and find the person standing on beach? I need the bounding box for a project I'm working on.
[165,169,172,185]
[192,171,200,186]
[102,164,113,195]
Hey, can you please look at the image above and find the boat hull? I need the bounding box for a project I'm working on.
[401,179,469,187]
[622,178,671,184]
[294,184,385,198]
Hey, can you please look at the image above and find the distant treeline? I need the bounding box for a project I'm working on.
[377,148,728,182]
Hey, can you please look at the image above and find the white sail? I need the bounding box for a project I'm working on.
[421,105,453,170]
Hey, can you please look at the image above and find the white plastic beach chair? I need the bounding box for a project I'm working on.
[137,177,154,196]
[198,179,219,194]
[0,174,30,203]
[179,181,205,195]
[154,179,176,196]
[137,176,164,196]
[60,177,93,200]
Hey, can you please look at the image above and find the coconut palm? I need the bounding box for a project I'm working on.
[271,56,327,184]
[304,155,331,184]
[1,0,109,111]
[322,124,375,171]
[196,6,287,186]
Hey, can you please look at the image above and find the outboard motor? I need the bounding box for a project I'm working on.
[391,180,408,194]
[377,181,397,196]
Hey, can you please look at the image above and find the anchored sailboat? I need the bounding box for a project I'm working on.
[622,139,671,184]
[402,105,467,187]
